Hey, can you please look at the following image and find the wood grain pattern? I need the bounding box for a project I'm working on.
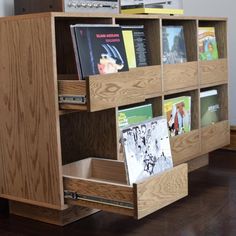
[217,84,228,121]
[183,20,198,61]
[134,164,188,219]
[144,19,161,65]
[163,62,198,92]
[201,120,230,153]
[63,177,134,204]
[60,109,118,164]
[224,127,236,151]
[63,158,92,179]
[200,59,228,85]
[91,159,128,184]
[9,201,98,226]
[58,80,86,96]
[171,130,201,166]
[59,104,88,111]
[62,158,127,184]
[0,14,229,224]
[215,21,227,58]
[0,16,63,208]
[88,66,162,112]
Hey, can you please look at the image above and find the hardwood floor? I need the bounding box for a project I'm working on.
[0,149,236,236]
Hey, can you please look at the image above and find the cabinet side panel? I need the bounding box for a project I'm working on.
[0,16,62,208]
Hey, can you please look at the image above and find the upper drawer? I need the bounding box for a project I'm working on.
[201,120,230,153]
[200,59,228,86]
[171,130,201,166]
[63,158,188,219]
[163,61,198,92]
[58,66,161,112]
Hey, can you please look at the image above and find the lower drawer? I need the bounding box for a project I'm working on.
[171,130,201,165]
[63,158,188,219]
[201,120,230,153]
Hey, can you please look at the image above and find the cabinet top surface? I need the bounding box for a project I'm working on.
[0,12,227,22]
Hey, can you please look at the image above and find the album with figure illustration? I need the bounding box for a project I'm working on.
[121,116,173,185]
[70,24,129,79]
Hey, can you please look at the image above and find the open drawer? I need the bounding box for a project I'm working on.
[63,158,188,219]
[58,65,161,112]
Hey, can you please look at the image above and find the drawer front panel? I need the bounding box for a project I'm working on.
[171,130,201,165]
[200,59,228,86]
[163,62,198,92]
[201,120,230,153]
[135,164,188,219]
[63,163,188,219]
[88,65,162,112]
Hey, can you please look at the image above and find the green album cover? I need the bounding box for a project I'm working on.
[118,104,153,128]
[200,89,220,127]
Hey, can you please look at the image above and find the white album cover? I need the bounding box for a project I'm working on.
[122,116,173,185]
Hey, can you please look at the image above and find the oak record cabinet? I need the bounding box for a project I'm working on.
[0,13,229,225]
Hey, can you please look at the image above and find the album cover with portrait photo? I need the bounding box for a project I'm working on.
[70,24,129,79]
[121,116,173,185]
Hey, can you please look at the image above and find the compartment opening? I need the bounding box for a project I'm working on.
[198,20,227,59]
[200,84,228,127]
[55,17,113,78]
[115,18,161,66]
[59,108,118,165]
[162,19,198,62]
[164,90,199,135]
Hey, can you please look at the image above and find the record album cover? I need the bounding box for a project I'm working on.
[71,24,129,79]
[121,117,173,185]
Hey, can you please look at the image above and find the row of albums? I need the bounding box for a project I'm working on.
[59,84,229,166]
[56,17,227,77]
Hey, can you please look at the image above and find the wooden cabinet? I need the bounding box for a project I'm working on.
[0,13,229,225]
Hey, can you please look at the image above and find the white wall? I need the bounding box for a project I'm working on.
[0,0,236,124]
[184,0,236,125]
[0,0,14,16]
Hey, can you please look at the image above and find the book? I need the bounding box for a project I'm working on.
[164,96,191,136]
[121,25,148,68]
[162,25,187,64]
[121,116,173,185]
[200,89,220,127]
[198,27,219,61]
[71,24,129,79]
[118,104,153,128]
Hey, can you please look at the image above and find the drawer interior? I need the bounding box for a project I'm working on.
[63,158,188,219]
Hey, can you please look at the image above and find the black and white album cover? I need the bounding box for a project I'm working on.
[121,116,173,185]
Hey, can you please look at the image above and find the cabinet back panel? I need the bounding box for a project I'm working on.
[60,109,118,165]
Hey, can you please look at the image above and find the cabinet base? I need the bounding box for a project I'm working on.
[187,154,209,172]
[9,201,99,226]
